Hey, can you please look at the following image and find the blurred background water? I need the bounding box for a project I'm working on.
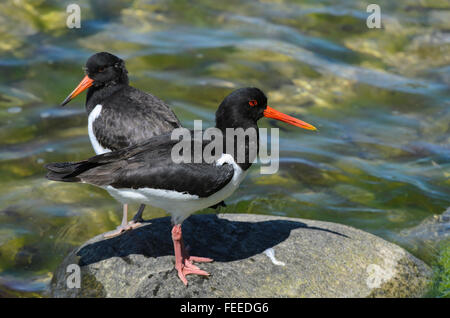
[0,0,449,297]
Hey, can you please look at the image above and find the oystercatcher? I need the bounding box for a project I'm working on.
[46,87,316,285]
[60,52,182,237]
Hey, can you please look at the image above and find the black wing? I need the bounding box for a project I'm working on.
[46,133,235,198]
[94,86,182,150]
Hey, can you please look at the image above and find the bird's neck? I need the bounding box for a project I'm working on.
[215,118,259,171]
[86,82,128,114]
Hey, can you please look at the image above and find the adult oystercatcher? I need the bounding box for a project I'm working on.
[46,87,316,285]
[60,52,182,237]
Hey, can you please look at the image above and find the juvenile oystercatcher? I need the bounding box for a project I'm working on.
[60,52,182,237]
[46,87,316,285]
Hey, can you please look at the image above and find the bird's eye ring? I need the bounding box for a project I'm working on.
[98,67,105,73]
[249,100,258,107]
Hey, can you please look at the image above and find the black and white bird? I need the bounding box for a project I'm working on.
[60,52,183,237]
[46,87,316,285]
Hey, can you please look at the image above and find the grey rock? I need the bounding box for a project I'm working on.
[50,214,432,298]
[402,207,450,242]
[398,207,450,262]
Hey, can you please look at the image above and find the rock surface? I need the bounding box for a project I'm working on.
[400,207,450,245]
[397,207,450,264]
[50,214,432,297]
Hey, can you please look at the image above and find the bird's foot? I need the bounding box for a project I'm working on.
[103,222,141,238]
[104,204,144,238]
[172,224,213,285]
[175,257,211,286]
[128,219,142,228]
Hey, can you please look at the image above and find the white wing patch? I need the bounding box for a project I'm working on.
[88,105,112,155]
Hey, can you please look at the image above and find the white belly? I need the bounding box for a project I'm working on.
[88,104,111,155]
[104,154,248,224]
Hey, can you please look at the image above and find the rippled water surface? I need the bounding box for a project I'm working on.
[0,0,449,297]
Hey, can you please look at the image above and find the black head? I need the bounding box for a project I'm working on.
[215,87,267,131]
[60,52,128,106]
[84,52,128,87]
[215,87,317,131]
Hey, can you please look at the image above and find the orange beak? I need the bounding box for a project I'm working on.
[263,106,317,131]
[60,75,94,106]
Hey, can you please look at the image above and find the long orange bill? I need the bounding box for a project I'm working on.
[263,106,317,131]
[60,75,94,106]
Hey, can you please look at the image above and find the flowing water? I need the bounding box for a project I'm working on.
[0,0,449,297]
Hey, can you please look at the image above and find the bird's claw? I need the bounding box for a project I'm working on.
[128,220,142,228]
[103,221,141,238]
[176,256,212,286]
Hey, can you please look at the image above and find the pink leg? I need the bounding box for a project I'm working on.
[104,204,142,238]
[171,224,213,285]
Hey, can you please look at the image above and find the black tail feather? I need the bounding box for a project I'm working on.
[46,170,82,182]
[45,161,83,173]
[45,161,101,183]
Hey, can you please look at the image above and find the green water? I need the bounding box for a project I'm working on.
[0,0,449,297]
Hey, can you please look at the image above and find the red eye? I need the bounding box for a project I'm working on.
[249,100,258,107]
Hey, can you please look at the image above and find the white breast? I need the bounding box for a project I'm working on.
[88,105,111,155]
[104,153,248,224]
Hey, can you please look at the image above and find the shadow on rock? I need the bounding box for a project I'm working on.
[77,214,348,266]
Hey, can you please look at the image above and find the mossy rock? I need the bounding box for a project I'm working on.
[50,214,431,297]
